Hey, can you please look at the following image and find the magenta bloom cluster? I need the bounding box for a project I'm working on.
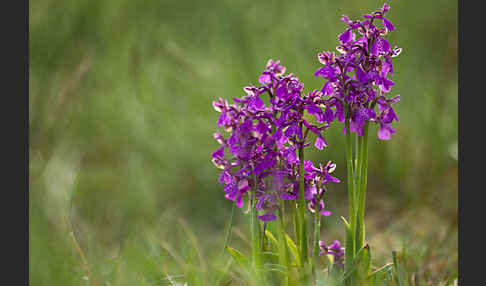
[314,3,401,140]
[212,60,339,222]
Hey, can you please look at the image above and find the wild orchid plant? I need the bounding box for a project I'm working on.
[313,2,401,283]
[211,60,339,283]
[211,3,401,284]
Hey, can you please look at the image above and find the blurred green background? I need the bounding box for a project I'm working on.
[29,0,457,285]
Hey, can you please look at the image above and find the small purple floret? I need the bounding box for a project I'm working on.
[319,240,345,266]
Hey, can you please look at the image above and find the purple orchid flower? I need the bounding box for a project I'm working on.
[319,240,345,266]
[212,59,340,221]
[314,3,401,140]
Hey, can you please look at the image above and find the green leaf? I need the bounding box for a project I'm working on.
[392,251,406,286]
[356,245,371,282]
[226,246,248,268]
[354,217,364,255]
[361,245,371,276]
[285,234,301,269]
[368,263,393,282]
[262,251,279,259]
[265,229,279,249]
[264,263,287,275]
[340,245,367,284]
[342,216,355,281]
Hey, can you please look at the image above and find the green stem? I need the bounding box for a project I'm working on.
[312,202,321,278]
[355,122,369,252]
[344,112,356,255]
[357,131,364,189]
[251,187,262,269]
[261,222,268,251]
[220,200,236,257]
[293,201,300,250]
[354,131,363,252]
[344,110,356,285]
[278,201,290,285]
[298,146,308,268]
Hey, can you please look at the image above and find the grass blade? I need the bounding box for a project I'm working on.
[285,234,301,269]
[226,246,249,269]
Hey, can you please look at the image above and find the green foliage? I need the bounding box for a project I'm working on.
[226,246,249,269]
[285,234,301,270]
